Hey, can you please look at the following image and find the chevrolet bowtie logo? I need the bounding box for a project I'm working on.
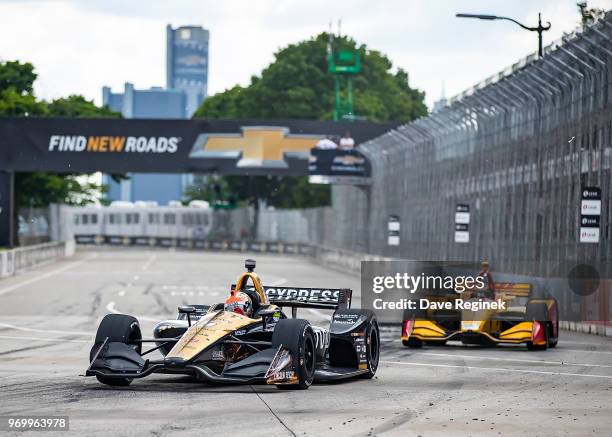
[189,126,322,168]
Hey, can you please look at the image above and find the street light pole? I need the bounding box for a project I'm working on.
[456,12,551,57]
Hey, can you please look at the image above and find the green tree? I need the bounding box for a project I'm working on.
[0,88,48,116]
[192,33,427,210]
[577,2,606,27]
[183,175,330,209]
[46,95,119,118]
[0,61,36,94]
[0,61,48,116]
[0,60,120,245]
[194,33,426,122]
[14,172,105,208]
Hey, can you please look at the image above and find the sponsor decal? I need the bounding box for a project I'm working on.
[332,155,365,166]
[312,327,330,350]
[48,135,180,154]
[333,313,359,324]
[189,126,321,168]
[354,336,367,363]
[271,370,295,381]
[580,186,601,243]
[234,329,246,336]
[264,287,341,302]
[211,349,225,360]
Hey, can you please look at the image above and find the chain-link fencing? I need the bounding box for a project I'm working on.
[325,12,612,278]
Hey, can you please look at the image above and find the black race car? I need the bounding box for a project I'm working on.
[86,259,379,389]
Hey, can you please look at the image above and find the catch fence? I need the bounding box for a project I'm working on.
[327,12,612,278]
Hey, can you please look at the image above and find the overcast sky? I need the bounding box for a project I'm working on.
[0,0,609,110]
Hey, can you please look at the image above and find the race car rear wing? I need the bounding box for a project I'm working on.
[236,285,352,311]
[494,282,532,298]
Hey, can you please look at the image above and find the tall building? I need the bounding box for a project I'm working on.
[166,25,209,116]
[102,82,187,119]
[432,81,448,113]
[101,82,193,205]
[100,24,209,205]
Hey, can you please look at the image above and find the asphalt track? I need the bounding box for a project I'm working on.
[0,248,610,436]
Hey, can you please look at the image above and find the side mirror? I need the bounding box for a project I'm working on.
[258,308,277,317]
[178,306,196,326]
[178,306,196,314]
[258,307,276,330]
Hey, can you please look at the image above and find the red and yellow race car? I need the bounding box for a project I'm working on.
[401,282,559,350]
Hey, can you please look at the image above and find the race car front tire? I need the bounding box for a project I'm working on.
[272,319,316,390]
[90,314,142,386]
[549,325,559,348]
[358,311,380,379]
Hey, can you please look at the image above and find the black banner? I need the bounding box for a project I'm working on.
[0,117,393,176]
[308,148,371,182]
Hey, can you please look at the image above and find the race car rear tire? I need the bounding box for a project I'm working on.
[90,314,142,386]
[358,315,380,379]
[549,314,559,348]
[272,319,316,390]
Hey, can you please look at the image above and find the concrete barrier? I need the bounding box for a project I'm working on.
[559,321,611,337]
[0,240,75,278]
[308,244,393,273]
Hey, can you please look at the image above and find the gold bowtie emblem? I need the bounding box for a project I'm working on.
[190,127,322,168]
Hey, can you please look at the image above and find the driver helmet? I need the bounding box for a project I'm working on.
[224,291,254,317]
[479,274,489,289]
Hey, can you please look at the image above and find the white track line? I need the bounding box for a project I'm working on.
[0,255,93,297]
[381,360,612,379]
[105,301,160,322]
[417,351,612,369]
[554,338,612,347]
[104,277,290,323]
[0,334,88,343]
[0,322,93,336]
[558,348,612,355]
[141,253,156,271]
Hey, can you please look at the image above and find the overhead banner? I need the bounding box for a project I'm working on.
[0,117,393,176]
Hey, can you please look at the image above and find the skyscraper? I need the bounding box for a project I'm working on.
[166,25,209,116]
[101,24,209,205]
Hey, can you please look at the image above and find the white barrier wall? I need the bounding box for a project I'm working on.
[0,240,75,278]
